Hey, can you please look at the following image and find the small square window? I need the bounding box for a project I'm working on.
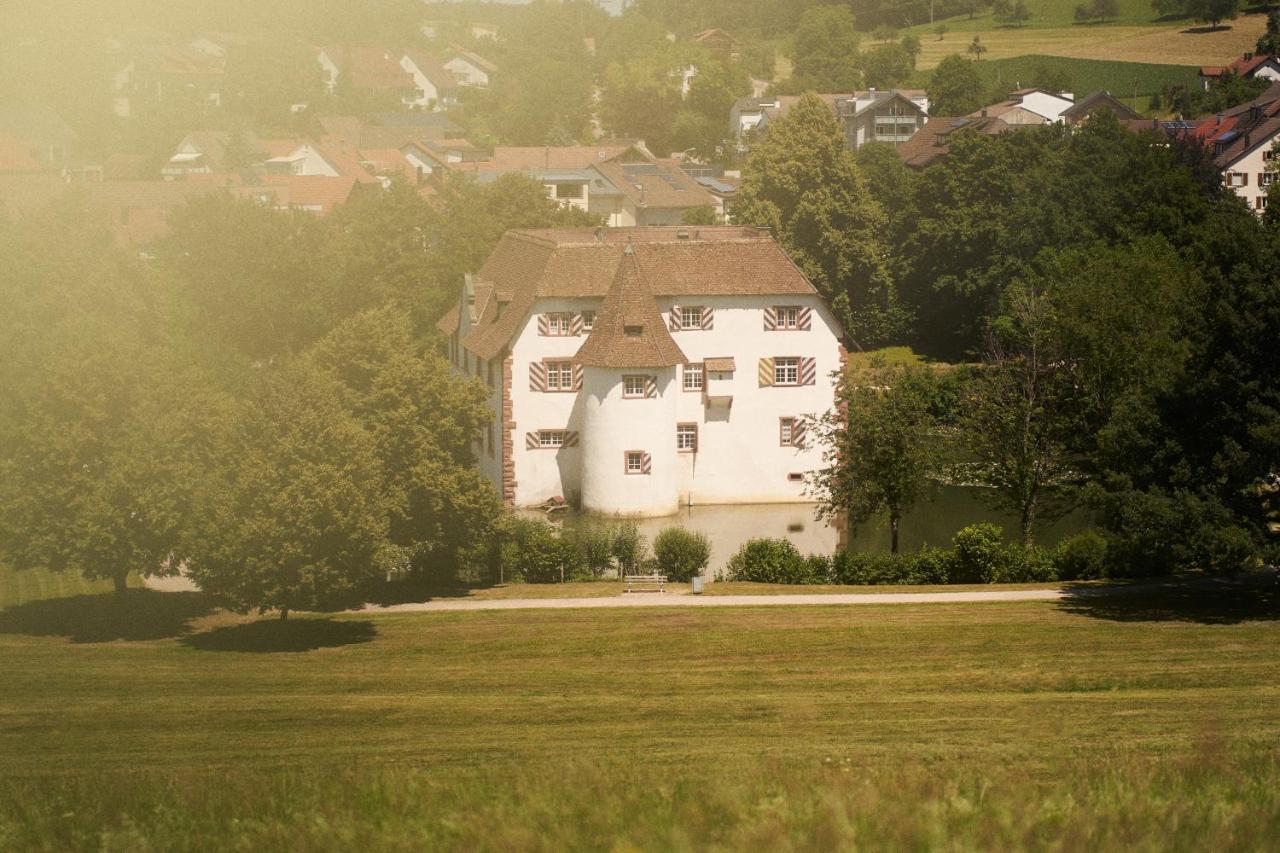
[774,357,799,386]
[680,306,703,329]
[625,451,647,474]
[539,430,566,448]
[683,363,703,392]
[776,306,799,329]
[677,423,697,452]
[623,375,648,398]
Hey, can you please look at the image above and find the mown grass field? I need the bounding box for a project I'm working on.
[906,9,1267,68]
[1,566,1278,850]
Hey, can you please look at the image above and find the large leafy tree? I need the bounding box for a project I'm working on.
[733,93,900,347]
[185,363,391,619]
[304,308,502,579]
[599,57,684,155]
[790,5,863,92]
[927,54,986,116]
[811,364,941,553]
[960,284,1076,547]
[0,209,215,594]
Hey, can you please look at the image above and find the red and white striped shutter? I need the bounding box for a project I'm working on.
[669,305,682,332]
[570,313,584,336]
[700,306,713,330]
[792,417,809,448]
[758,357,775,387]
[797,307,812,331]
[572,364,583,391]
[644,375,658,398]
[526,432,540,449]
[563,431,580,448]
[799,357,817,386]
[529,362,548,392]
[641,452,652,474]
[537,314,550,336]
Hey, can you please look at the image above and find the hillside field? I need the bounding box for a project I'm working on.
[0,568,1277,850]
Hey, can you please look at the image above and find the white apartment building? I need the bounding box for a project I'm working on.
[437,227,844,517]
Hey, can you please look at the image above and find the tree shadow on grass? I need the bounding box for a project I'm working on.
[1057,573,1280,625]
[181,618,377,653]
[0,590,215,643]
[364,576,478,607]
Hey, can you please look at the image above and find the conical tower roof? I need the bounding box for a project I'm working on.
[575,243,686,369]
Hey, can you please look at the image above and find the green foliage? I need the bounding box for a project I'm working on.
[951,523,1057,583]
[1052,531,1110,580]
[185,363,392,616]
[1258,10,1280,56]
[304,308,501,581]
[611,523,647,575]
[829,548,954,584]
[681,205,721,225]
[811,364,941,553]
[734,93,901,347]
[927,54,986,115]
[652,528,711,582]
[497,517,581,584]
[1169,72,1270,119]
[568,525,617,578]
[724,538,817,584]
[863,43,915,89]
[599,58,684,155]
[791,5,862,91]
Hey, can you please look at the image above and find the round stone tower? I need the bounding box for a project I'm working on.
[575,243,686,517]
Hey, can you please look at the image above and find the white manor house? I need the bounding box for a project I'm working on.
[437,226,845,516]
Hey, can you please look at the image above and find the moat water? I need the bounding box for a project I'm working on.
[538,484,1092,576]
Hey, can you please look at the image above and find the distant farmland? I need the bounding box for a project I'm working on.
[909,54,1202,111]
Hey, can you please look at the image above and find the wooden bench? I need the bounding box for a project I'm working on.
[623,573,667,594]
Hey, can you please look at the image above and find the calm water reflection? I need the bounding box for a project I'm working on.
[541,485,1091,575]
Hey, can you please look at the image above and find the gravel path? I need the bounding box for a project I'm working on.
[358,588,1078,614]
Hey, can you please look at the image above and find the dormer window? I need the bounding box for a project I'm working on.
[581,310,596,331]
[624,324,643,337]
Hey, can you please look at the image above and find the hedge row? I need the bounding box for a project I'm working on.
[725,525,1109,586]
[499,518,710,583]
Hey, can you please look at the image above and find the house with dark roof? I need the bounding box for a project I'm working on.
[1192,84,1280,212]
[435,227,844,513]
[1200,53,1280,91]
[1060,92,1142,124]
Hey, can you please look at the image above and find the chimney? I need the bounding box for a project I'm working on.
[981,108,988,118]
[1246,51,1254,61]
[676,227,690,240]
[594,226,605,243]
[869,87,876,100]
[1217,113,1224,126]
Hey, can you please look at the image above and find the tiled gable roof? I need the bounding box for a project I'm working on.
[574,245,686,369]
[444,227,818,360]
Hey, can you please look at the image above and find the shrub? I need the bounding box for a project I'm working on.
[829,548,952,585]
[951,523,1057,583]
[1053,531,1109,580]
[950,523,1009,584]
[498,517,581,583]
[652,527,711,582]
[569,525,615,578]
[725,538,817,584]
[611,522,646,575]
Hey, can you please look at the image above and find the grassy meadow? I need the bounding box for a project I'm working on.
[1,565,1278,850]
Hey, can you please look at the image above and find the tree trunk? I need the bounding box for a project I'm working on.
[113,574,128,596]
[1021,500,1037,549]
[279,607,289,621]
[890,514,901,555]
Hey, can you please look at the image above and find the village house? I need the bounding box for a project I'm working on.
[1197,89,1280,213]
[317,47,423,108]
[441,46,498,87]
[1200,53,1280,91]
[435,226,844,516]
[731,91,930,151]
[399,51,461,111]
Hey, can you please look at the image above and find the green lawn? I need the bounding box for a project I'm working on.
[1,574,1278,849]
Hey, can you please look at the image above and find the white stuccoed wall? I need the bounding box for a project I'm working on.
[501,294,842,516]
[581,368,680,516]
